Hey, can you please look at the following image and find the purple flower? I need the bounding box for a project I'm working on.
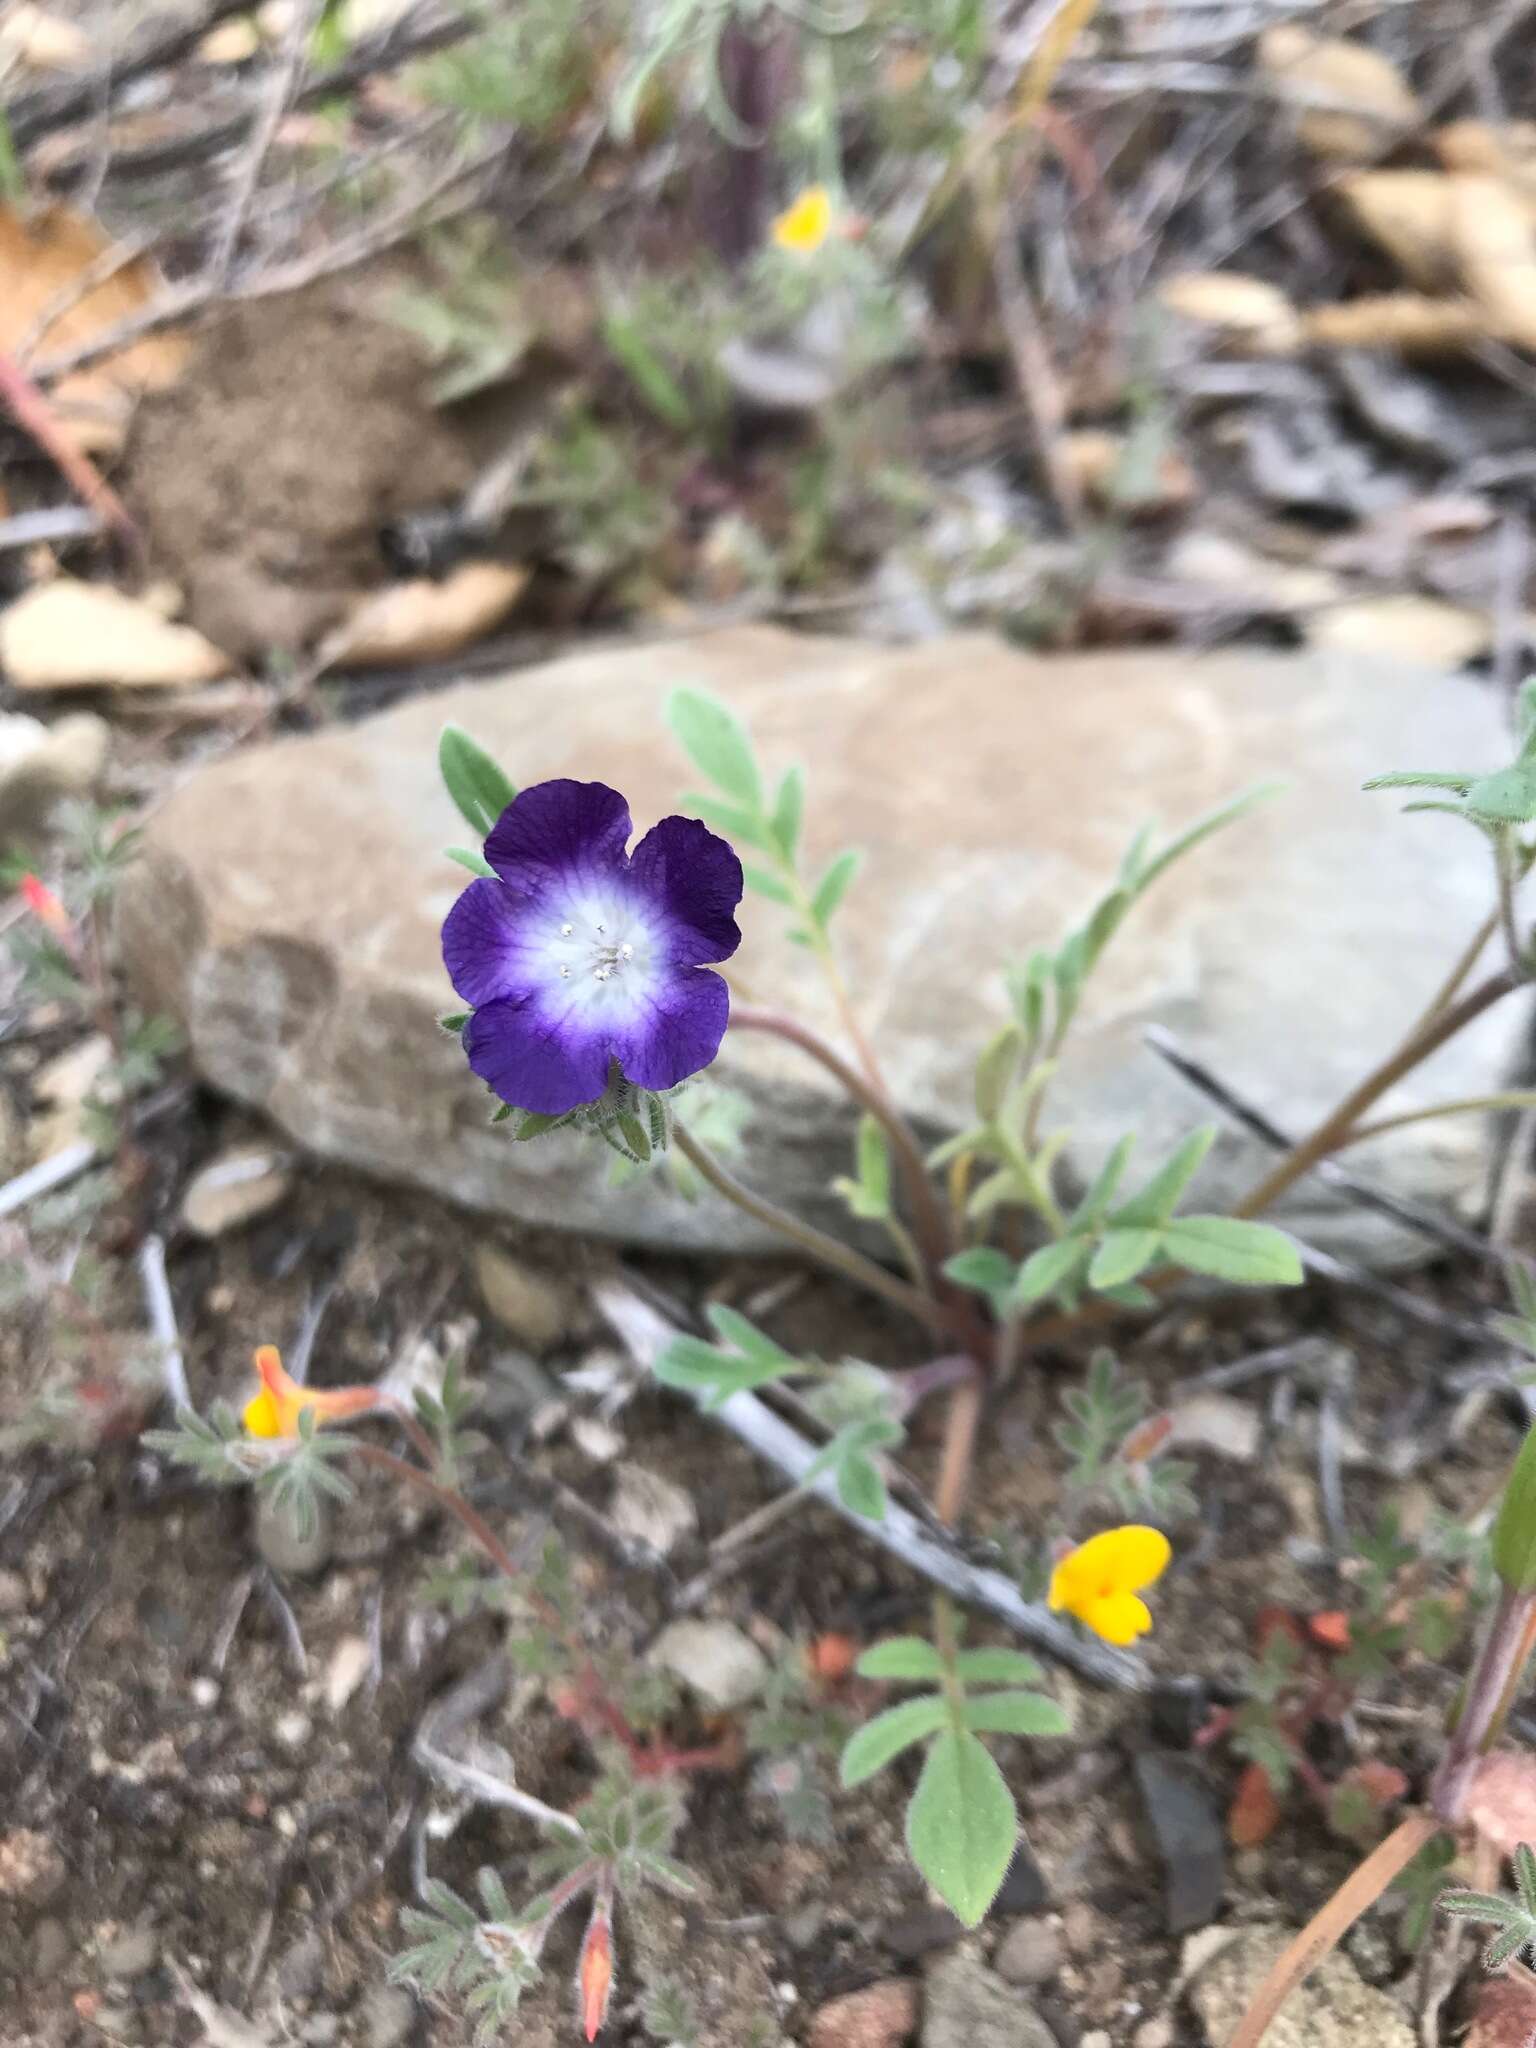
[442,779,744,1116]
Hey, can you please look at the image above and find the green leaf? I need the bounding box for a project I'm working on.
[1088,1227,1164,1290]
[1010,1235,1092,1308]
[742,865,796,905]
[666,688,761,806]
[1160,1215,1304,1286]
[944,1247,1016,1310]
[854,1115,891,1217]
[445,845,497,878]
[840,1694,949,1787]
[439,1012,469,1035]
[961,1690,1071,1737]
[905,1729,1017,1927]
[974,1024,1022,1122]
[1468,764,1536,824]
[704,1305,793,1362]
[856,1637,946,1682]
[810,850,861,931]
[837,1448,888,1521]
[602,307,694,431]
[1068,1134,1136,1231]
[439,725,516,838]
[1134,783,1280,896]
[680,792,772,850]
[652,1337,795,1408]
[771,767,805,862]
[1112,1127,1217,1228]
[953,1647,1044,1686]
[1363,770,1476,795]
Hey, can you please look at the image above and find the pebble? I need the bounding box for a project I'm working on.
[1134,2021,1176,2048]
[920,1951,1057,2048]
[32,1917,69,1980]
[609,1462,698,1557]
[1166,1391,1261,1463]
[474,1244,573,1353]
[881,1906,963,1960]
[808,1979,919,2048]
[1132,1750,1226,1933]
[0,1828,66,1904]
[360,1984,416,2048]
[0,1567,29,1615]
[1080,2033,1113,2048]
[273,1710,312,1752]
[992,1918,1063,1987]
[100,1924,158,1979]
[189,1676,221,1710]
[647,1618,768,1711]
[994,1844,1050,1914]
[1189,1926,1414,2047]
[0,709,108,834]
[323,1634,373,1713]
[180,1145,292,1237]
[255,1492,333,1577]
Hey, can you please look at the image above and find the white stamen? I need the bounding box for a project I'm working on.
[594,967,610,982]
[561,922,574,937]
[620,943,633,960]
[559,965,570,978]
[595,922,606,934]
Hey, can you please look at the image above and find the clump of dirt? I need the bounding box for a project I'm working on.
[125,289,477,661]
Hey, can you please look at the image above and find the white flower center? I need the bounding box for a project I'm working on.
[535,888,655,1012]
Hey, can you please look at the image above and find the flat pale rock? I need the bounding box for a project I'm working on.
[116,628,1527,1262]
[1188,1925,1414,2048]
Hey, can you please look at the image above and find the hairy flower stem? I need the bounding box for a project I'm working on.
[667,1116,949,1335]
[1234,966,1520,1222]
[728,1003,954,1278]
[933,1374,985,1529]
[1431,1583,1536,1823]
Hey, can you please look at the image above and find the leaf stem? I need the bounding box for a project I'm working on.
[667,1115,948,1334]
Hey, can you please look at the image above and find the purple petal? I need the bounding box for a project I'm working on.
[612,967,731,1093]
[442,877,539,1008]
[485,780,632,897]
[627,815,744,963]
[462,996,612,1115]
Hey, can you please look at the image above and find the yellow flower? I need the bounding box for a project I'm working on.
[241,1345,380,1439]
[771,185,835,255]
[1047,1525,1171,1646]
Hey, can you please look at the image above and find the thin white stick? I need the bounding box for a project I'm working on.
[138,1232,191,1410]
[592,1278,1147,1690]
[0,1141,97,1220]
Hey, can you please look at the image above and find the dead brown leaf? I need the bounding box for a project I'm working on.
[0,208,188,456]
[1306,593,1492,669]
[1301,293,1486,354]
[0,578,231,690]
[1157,272,1302,355]
[1336,171,1460,289]
[1258,25,1420,162]
[317,561,529,670]
[0,3,90,69]
[1452,173,1536,350]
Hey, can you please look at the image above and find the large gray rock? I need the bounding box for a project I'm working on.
[117,628,1527,1262]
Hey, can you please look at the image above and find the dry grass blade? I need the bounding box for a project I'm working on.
[1226,1812,1439,2048]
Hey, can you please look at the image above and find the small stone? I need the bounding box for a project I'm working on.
[992,1918,1063,1987]
[0,1567,29,1615]
[1134,2022,1175,2048]
[1167,1392,1261,1463]
[29,1033,113,1163]
[474,1244,572,1353]
[360,1984,416,2048]
[255,1492,332,1577]
[99,1924,158,1978]
[881,1907,963,1960]
[1132,1750,1226,1934]
[993,1843,1050,1914]
[920,1951,1056,2048]
[1179,1925,1240,1987]
[609,1463,698,1557]
[32,1917,69,1980]
[180,1145,291,1237]
[275,1931,325,2001]
[1468,1974,1536,2047]
[324,1634,373,1713]
[0,709,108,834]
[301,2019,341,2046]
[273,1710,312,1752]
[189,1676,220,1710]
[0,1828,66,1904]
[647,1619,768,1711]
[571,1413,624,1463]
[1080,2034,1112,2048]
[808,1979,919,2048]
[1190,1926,1414,2047]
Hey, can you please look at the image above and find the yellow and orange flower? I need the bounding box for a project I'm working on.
[19,872,72,940]
[771,184,835,255]
[1047,1524,1171,1646]
[241,1345,381,1439]
[577,1905,614,2043]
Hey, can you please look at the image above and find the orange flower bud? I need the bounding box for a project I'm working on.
[241,1345,381,1439]
[19,872,71,938]
[577,1904,614,2043]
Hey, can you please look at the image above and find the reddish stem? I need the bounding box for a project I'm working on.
[0,345,139,550]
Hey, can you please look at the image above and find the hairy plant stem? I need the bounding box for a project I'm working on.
[667,1116,948,1335]
[1430,1582,1536,1823]
[1497,827,1528,977]
[1233,966,1520,1221]
[933,1374,985,1529]
[728,1003,954,1277]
